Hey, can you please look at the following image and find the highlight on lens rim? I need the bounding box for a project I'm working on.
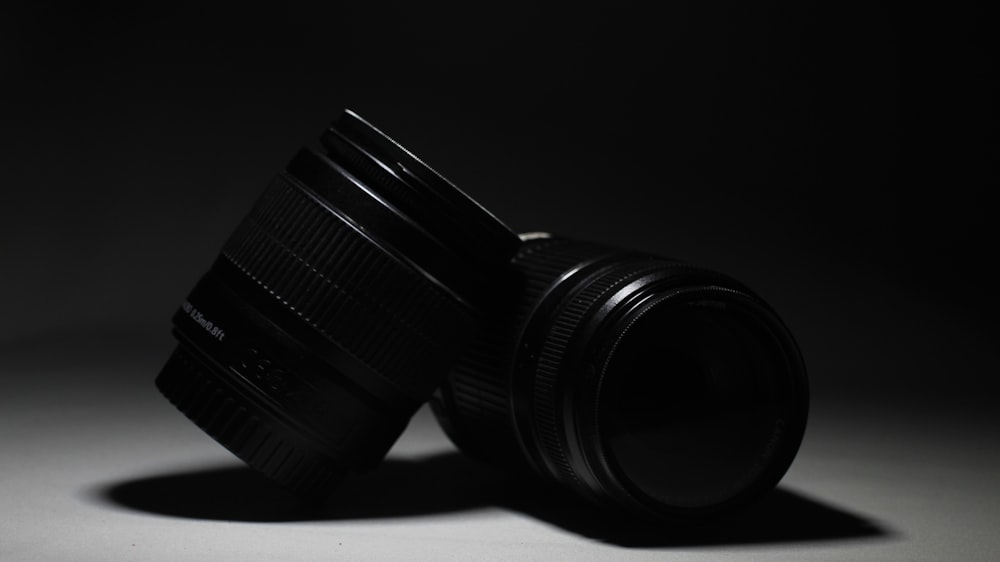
[432,233,808,520]
[155,109,519,496]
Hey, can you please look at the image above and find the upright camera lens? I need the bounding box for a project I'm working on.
[432,234,808,519]
[156,110,519,495]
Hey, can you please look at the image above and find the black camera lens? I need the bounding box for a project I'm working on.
[156,110,519,495]
[432,234,808,519]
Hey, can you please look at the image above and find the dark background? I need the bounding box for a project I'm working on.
[1,3,996,410]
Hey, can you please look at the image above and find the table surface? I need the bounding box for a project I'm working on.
[2,330,998,562]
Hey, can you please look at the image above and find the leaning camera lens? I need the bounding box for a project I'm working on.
[155,110,519,495]
[432,234,808,519]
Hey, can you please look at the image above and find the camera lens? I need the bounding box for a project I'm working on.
[155,110,519,495]
[432,234,808,519]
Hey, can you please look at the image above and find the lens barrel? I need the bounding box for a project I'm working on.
[156,110,519,496]
[432,234,808,519]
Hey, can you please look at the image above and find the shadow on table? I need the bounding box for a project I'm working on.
[97,452,889,547]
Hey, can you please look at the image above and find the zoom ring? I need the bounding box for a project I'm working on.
[222,171,471,399]
[443,238,596,426]
[529,254,668,486]
[437,237,618,466]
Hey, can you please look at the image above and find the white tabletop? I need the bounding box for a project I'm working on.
[2,325,998,561]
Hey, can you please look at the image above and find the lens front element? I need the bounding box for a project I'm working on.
[600,293,798,512]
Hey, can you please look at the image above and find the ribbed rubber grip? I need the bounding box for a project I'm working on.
[221,171,470,400]
[434,237,617,466]
[530,257,670,483]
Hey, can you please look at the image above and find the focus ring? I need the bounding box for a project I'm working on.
[222,171,470,399]
[227,171,463,335]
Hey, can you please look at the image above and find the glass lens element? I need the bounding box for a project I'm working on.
[603,300,784,508]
